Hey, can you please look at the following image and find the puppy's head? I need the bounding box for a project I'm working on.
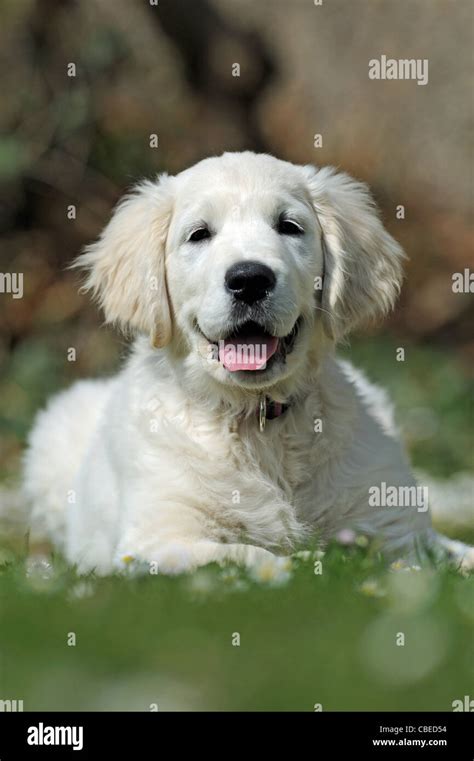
[79,152,404,398]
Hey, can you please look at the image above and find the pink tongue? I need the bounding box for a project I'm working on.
[219,335,279,372]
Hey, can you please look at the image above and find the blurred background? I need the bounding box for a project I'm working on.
[0,0,472,507]
[0,0,473,715]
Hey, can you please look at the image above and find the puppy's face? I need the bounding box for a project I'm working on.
[166,154,323,390]
[80,151,405,400]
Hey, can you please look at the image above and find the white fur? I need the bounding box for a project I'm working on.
[23,152,472,574]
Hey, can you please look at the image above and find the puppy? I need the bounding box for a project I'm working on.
[23,152,472,574]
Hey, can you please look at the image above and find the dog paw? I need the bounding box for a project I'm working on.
[436,535,474,575]
[114,541,279,576]
[149,542,203,575]
[457,546,474,574]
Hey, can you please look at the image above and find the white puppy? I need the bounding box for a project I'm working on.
[23,152,471,574]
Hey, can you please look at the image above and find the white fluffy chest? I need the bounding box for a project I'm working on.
[132,394,318,547]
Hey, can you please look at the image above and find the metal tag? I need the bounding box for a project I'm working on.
[259,396,266,433]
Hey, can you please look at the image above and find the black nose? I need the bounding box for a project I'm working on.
[225,261,276,305]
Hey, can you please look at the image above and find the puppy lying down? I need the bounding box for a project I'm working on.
[24,152,472,574]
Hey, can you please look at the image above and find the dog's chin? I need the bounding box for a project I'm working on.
[195,317,305,392]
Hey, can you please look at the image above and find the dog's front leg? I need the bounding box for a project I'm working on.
[115,539,278,575]
[113,497,278,575]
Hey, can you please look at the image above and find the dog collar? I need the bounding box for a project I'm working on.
[258,395,289,432]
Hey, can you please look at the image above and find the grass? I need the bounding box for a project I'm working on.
[0,546,473,712]
[0,335,472,711]
[342,337,474,478]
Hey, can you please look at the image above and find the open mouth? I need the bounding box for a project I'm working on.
[204,318,301,373]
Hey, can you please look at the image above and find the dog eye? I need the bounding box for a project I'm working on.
[277,217,304,236]
[188,227,211,243]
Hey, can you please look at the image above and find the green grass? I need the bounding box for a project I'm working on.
[341,336,474,477]
[0,335,472,711]
[0,545,473,712]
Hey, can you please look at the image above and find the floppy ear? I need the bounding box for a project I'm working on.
[303,166,405,341]
[75,175,174,347]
